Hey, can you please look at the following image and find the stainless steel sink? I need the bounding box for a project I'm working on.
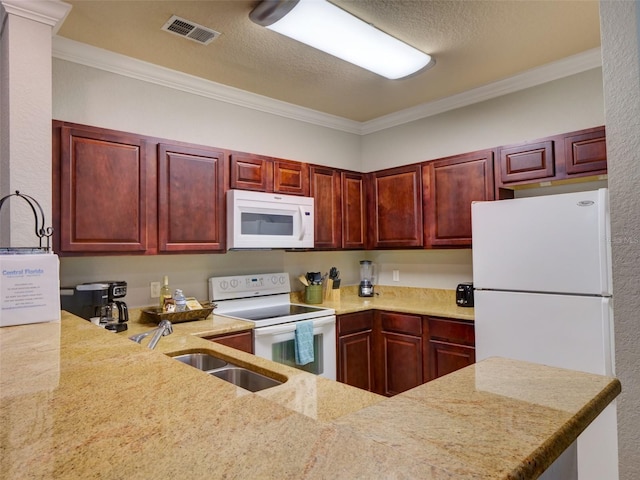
[209,366,283,392]
[171,353,283,392]
[173,353,227,371]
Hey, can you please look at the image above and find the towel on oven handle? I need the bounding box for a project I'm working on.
[294,320,314,365]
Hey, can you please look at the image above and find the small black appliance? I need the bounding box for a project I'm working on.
[456,283,474,307]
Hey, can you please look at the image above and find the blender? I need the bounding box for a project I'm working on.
[358,260,375,297]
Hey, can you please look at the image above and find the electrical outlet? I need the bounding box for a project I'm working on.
[392,270,400,282]
[150,282,161,298]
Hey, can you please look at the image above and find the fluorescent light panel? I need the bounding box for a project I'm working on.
[250,0,433,80]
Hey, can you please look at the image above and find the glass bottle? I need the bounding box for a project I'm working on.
[159,275,171,311]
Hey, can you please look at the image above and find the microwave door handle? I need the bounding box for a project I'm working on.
[298,206,306,240]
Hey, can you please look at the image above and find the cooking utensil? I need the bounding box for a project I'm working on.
[306,272,322,285]
[298,275,309,287]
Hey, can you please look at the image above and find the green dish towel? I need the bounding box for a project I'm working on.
[294,320,315,365]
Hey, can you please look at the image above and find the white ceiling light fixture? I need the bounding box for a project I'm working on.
[249,0,434,80]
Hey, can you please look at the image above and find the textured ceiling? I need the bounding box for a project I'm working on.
[57,0,601,122]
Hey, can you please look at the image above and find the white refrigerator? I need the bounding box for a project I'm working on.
[471,188,618,480]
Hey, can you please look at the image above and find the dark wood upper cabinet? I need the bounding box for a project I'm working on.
[423,150,495,247]
[229,152,273,192]
[229,153,309,196]
[158,143,225,252]
[342,171,367,250]
[369,164,423,249]
[310,165,342,249]
[496,126,607,190]
[56,125,152,253]
[498,140,554,185]
[564,126,607,176]
[273,158,309,196]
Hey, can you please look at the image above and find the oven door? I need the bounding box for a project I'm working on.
[253,315,336,380]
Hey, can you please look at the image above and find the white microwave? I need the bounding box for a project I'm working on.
[227,189,314,249]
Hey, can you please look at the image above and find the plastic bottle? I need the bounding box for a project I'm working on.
[159,276,172,311]
[174,289,187,312]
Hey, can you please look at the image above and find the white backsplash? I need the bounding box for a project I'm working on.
[59,249,474,308]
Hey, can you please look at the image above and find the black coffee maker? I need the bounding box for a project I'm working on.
[101,281,129,330]
[60,281,129,332]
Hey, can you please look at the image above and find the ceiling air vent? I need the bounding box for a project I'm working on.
[161,15,221,45]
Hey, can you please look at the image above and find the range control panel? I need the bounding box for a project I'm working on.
[209,272,290,301]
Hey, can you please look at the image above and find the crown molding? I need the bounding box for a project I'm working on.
[52,36,363,135]
[1,1,71,34]
[52,36,602,136]
[361,48,603,135]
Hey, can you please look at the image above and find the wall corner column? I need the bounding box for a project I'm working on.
[0,0,71,247]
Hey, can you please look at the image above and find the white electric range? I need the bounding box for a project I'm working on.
[209,272,336,380]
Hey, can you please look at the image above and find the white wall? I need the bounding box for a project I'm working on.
[0,10,55,247]
[600,1,640,478]
[361,68,605,171]
[52,60,362,170]
[52,59,605,308]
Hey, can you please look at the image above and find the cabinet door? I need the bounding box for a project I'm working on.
[310,165,341,249]
[274,159,309,196]
[377,311,424,396]
[427,317,475,380]
[379,332,423,396]
[342,171,366,249]
[58,126,150,253]
[337,312,375,391]
[564,127,607,176]
[158,143,225,252]
[206,330,254,354]
[424,150,494,247]
[429,340,476,379]
[498,140,555,185]
[370,165,423,248]
[229,152,273,192]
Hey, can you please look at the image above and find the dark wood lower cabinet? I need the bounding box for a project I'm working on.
[379,331,423,396]
[377,311,424,396]
[205,330,254,354]
[427,317,475,381]
[337,311,475,396]
[337,312,375,391]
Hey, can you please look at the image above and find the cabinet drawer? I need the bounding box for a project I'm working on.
[379,311,422,336]
[205,330,254,354]
[564,128,607,176]
[428,317,475,346]
[338,311,374,336]
[499,140,554,184]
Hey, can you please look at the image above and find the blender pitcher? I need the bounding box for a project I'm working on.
[359,260,375,297]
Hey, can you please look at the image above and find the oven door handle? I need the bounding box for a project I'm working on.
[253,316,335,336]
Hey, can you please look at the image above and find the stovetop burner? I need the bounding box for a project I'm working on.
[209,272,335,328]
[222,304,329,321]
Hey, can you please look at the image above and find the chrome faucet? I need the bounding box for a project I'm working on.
[129,319,173,349]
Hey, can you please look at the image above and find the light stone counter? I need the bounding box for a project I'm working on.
[0,312,619,479]
[293,285,475,321]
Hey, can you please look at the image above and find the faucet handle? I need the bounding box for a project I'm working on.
[159,319,173,336]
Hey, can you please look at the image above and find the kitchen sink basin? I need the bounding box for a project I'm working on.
[173,353,227,371]
[170,353,283,392]
[209,366,282,392]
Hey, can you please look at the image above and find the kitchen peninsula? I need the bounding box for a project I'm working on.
[0,310,619,479]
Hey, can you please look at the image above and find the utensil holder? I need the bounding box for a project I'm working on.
[304,285,322,304]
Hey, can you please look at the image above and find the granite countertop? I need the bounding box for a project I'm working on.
[295,285,475,320]
[0,310,619,479]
